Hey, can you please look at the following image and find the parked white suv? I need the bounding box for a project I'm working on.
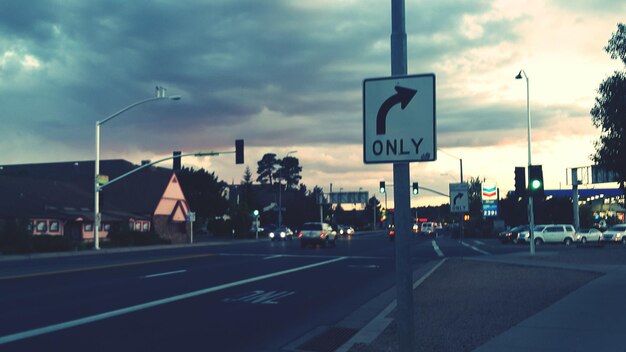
[517,224,576,246]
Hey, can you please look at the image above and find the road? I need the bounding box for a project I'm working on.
[0,231,530,351]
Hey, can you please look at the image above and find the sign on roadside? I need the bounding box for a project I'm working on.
[449,183,469,213]
[363,73,436,164]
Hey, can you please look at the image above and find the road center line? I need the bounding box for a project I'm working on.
[0,253,217,281]
[0,256,347,345]
[461,241,490,255]
[143,270,187,279]
[431,241,444,257]
[263,255,283,260]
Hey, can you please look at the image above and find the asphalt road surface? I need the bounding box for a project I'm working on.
[0,231,531,351]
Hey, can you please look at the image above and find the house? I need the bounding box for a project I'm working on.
[0,160,191,243]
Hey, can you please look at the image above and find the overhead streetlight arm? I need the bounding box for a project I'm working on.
[99,150,226,190]
[98,95,181,126]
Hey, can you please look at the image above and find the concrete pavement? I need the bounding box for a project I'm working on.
[338,245,626,352]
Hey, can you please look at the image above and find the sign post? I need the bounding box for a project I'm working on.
[187,211,196,244]
[361,1,437,350]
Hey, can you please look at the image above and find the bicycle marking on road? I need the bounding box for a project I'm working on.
[0,256,347,345]
[432,241,445,257]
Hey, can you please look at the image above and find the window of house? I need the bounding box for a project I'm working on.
[85,223,93,232]
[134,222,142,231]
[35,221,47,233]
[49,221,60,232]
[142,222,150,232]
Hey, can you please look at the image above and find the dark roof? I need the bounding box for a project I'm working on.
[0,175,92,219]
[545,188,624,199]
[0,160,173,216]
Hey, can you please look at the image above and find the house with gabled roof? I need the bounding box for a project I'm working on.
[0,160,191,243]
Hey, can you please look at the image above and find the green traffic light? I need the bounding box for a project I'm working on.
[530,179,542,189]
[253,210,259,216]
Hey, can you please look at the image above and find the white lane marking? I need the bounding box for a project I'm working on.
[432,241,444,257]
[347,264,380,269]
[264,255,283,260]
[473,240,485,246]
[143,270,187,279]
[461,241,490,255]
[0,256,347,345]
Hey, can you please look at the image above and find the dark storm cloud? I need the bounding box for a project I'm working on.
[0,0,525,157]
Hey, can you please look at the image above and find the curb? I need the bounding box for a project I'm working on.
[335,258,447,352]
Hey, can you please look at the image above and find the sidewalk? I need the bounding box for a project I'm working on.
[338,248,626,352]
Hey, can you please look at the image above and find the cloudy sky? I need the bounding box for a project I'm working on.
[1,0,624,208]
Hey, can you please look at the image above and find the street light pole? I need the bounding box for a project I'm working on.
[516,70,535,255]
[278,150,297,227]
[94,87,181,250]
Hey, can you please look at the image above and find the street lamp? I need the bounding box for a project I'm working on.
[516,69,536,256]
[278,150,297,227]
[94,86,181,250]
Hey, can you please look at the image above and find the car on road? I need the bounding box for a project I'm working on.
[517,224,576,246]
[299,222,336,248]
[268,226,294,241]
[337,225,355,236]
[576,228,602,243]
[499,225,529,244]
[420,222,435,235]
[600,224,626,244]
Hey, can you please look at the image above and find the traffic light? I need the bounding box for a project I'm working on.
[528,165,544,198]
[514,167,525,198]
[252,209,259,217]
[235,139,244,164]
[412,182,419,195]
[379,181,386,194]
[173,151,181,171]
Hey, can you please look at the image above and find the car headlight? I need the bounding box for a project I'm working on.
[524,233,530,238]
[269,232,275,238]
[617,233,623,239]
[280,232,286,238]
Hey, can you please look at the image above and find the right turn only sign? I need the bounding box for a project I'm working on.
[449,183,469,213]
[363,73,436,164]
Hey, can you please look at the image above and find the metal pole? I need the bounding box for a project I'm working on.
[94,122,101,250]
[391,0,414,351]
[525,72,536,256]
[190,218,194,244]
[93,90,180,251]
[319,191,324,223]
[278,180,282,227]
[572,168,580,230]
[459,159,463,183]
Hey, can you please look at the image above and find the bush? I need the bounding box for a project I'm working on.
[31,235,73,252]
[0,218,34,254]
[107,227,170,247]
